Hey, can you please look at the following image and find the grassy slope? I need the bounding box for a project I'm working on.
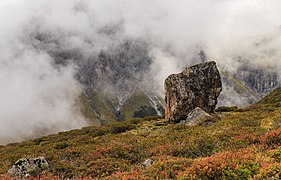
[78,88,154,125]
[122,89,152,119]
[257,87,281,105]
[77,92,118,125]
[220,70,259,98]
[90,91,117,124]
[77,94,100,125]
[1,88,281,179]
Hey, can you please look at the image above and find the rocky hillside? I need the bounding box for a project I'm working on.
[237,65,279,96]
[1,87,281,179]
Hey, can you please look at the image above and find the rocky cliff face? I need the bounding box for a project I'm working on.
[218,71,259,107]
[76,40,156,123]
[165,61,222,123]
[217,65,280,107]
[74,40,164,124]
[237,66,279,96]
[26,26,164,124]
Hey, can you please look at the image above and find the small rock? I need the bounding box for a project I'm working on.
[181,107,211,126]
[7,156,49,178]
[142,159,154,167]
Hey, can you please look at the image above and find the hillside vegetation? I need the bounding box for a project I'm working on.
[1,88,281,179]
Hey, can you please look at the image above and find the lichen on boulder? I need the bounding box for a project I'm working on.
[165,61,222,123]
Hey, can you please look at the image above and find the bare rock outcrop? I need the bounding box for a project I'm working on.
[165,61,222,123]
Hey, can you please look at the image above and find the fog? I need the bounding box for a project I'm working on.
[1,0,281,144]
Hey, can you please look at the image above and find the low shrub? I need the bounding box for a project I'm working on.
[171,138,217,158]
[133,106,158,118]
[110,123,136,134]
[262,128,281,148]
[182,149,263,179]
[54,142,69,150]
[255,163,281,179]
[215,106,239,112]
[88,129,108,137]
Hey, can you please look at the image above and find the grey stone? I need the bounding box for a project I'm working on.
[181,107,211,126]
[142,159,154,167]
[7,156,49,178]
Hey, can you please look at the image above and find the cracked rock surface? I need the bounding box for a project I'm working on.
[165,61,222,123]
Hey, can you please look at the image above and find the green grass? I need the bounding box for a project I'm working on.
[215,106,240,112]
[220,70,259,99]
[257,87,281,105]
[78,88,156,125]
[77,94,100,125]
[90,90,117,124]
[122,88,153,119]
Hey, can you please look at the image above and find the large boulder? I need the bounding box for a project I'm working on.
[7,157,49,178]
[165,61,222,123]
